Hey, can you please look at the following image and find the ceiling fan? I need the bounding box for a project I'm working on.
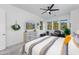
[40,4,59,15]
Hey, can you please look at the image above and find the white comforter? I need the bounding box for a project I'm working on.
[25,36,50,54]
[32,36,58,55]
[46,37,65,55]
[25,36,65,55]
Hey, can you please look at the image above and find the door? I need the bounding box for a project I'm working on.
[0,8,6,50]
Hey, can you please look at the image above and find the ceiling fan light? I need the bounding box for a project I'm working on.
[47,10,50,13]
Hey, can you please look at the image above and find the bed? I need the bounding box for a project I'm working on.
[24,36,65,55]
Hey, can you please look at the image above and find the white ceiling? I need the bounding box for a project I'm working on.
[12,4,79,20]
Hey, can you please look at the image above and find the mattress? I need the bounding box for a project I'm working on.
[25,36,65,55]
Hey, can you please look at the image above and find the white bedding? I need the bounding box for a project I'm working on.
[32,36,57,55]
[25,36,65,55]
[25,35,79,55]
[25,36,49,54]
[46,37,64,55]
[69,38,79,55]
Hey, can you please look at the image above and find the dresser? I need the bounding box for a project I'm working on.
[24,31,37,43]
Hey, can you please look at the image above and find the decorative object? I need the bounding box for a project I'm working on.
[26,23,35,30]
[11,21,21,31]
[64,28,70,36]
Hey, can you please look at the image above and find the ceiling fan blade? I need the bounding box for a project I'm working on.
[40,8,47,10]
[50,9,59,11]
[41,10,47,14]
[49,4,54,9]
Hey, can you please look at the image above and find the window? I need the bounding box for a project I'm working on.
[60,22,67,30]
[53,21,59,30]
[47,22,52,30]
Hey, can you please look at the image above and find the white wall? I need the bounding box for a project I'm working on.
[70,8,79,34]
[0,5,47,47]
[0,8,6,50]
[48,13,70,21]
